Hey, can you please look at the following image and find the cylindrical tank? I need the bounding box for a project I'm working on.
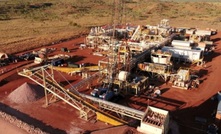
[118,71,129,81]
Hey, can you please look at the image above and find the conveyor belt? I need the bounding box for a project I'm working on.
[18,66,128,125]
[68,71,100,91]
[52,66,100,74]
[82,94,145,120]
[17,34,175,125]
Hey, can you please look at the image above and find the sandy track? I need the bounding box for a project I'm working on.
[0,118,28,134]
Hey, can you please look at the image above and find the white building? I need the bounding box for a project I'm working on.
[161,46,203,63]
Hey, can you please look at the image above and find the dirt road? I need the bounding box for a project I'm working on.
[0,118,27,134]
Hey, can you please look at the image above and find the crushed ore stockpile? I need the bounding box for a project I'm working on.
[8,82,44,103]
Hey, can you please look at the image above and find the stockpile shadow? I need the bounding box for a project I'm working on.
[66,55,86,63]
[0,103,66,134]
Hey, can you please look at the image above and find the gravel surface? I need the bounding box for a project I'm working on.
[0,110,47,134]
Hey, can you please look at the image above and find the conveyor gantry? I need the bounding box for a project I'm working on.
[18,65,91,120]
[82,94,145,120]
[68,71,100,92]
[18,65,145,125]
[17,34,175,126]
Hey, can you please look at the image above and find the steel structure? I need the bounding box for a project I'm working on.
[17,28,176,127]
[18,65,145,125]
[138,62,172,81]
[111,0,125,26]
[82,94,144,120]
[18,65,94,120]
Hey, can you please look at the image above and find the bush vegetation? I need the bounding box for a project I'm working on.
[0,0,221,54]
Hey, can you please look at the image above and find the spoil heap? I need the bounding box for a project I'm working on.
[8,82,44,103]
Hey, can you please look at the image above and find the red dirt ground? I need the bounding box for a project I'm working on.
[0,36,111,133]
[0,32,221,134]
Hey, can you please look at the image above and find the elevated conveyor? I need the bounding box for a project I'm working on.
[18,65,145,124]
[82,94,145,120]
[68,71,100,91]
[17,34,175,126]
[52,66,100,74]
[18,65,127,125]
[131,25,141,41]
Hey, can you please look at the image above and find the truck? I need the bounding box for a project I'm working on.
[67,62,80,68]
[99,90,115,101]
[0,60,7,67]
[19,52,37,61]
[90,87,108,98]
[91,87,120,101]
[51,58,65,66]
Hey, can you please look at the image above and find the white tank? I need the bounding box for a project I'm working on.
[118,71,129,81]
[151,52,171,65]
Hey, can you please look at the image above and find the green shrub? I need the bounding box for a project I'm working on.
[0,14,10,20]
[69,21,81,27]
